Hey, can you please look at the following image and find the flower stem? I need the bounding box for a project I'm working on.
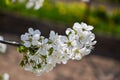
[0,40,22,47]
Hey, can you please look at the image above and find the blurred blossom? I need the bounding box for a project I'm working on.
[11,0,44,10]
[3,73,9,80]
[81,0,90,2]
[26,0,44,10]
[0,36,7,53]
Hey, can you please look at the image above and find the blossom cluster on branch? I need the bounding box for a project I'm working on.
[18,22,96,76]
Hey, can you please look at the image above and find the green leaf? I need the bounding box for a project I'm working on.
[48,47,53,55]
[17,46,27,53]
[29,48,36,55]
[37,64,41,68]
[28,47,39,55]
[20,60,25,67]
[47,40,52,44]
[33,63,41,69]
[41,55,47,64]
[41,55,47,59]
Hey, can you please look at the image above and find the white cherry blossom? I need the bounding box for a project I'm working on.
[21,28,41,47]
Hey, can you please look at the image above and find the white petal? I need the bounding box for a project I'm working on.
[24,41,31,47]
[92,41,97,45]
[89,33,95,41]
[73,22,81,29]
[62,60,67,64]
[81,22,93,31]
[81,48,91,56]
[59,35,68,43]
[74,55,82,60]
[33,34,40,40]
[24,64,33,71]
[87,25,93,30]
[21,34,29,41]
[65,28,72,35]
[43,38,48,44]
[21,35,24,40]
[34,29,41,35]
[81,22,87,28]
[28,28,34,34]
[32,40,38,46]
[68,33,75,40]
[50,31,55,37]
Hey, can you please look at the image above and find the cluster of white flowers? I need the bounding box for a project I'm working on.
[19,22,96,76]
[0,36,7,53]
[11,0,44,10]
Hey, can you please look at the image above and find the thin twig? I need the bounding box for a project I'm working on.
[0,40,22,47]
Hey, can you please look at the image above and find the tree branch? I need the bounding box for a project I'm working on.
[0,40,22,47]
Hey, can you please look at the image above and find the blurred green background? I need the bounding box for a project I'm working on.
[0,0,120,37]
[0,0,120,80]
